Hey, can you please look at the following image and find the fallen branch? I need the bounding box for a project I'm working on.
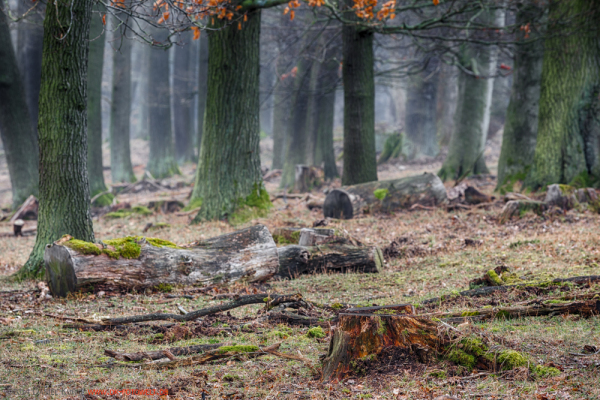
[100,293,301,325]
[104,343,223,361]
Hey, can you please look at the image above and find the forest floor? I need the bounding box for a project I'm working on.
[1,135,600,399]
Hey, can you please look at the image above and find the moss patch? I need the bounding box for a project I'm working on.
[183,197,203,212]
[373,188,389,201]
[104,205,153,219]
[217,345,258,354]
[447,349,475,370]
[460,337,487,357]
[144,237,182,249]
[154,283,173,293]
[92,192,115,207]
[533,365,561,378]
[229,184,272,225]
[307,327,325,338]
[102,237,142,259]
[496,350,529,370]
[65,239,102,256]
[487,269,504,286]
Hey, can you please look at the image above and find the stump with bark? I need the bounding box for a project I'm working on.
[323,173,447,219]
[321,312,444,382]
[44,225,279,297]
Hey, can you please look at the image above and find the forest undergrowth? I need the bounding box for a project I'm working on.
[0,172,599,399]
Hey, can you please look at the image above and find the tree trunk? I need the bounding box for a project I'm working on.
[280,57,313,189]
[405,59,439,159]
[147,29,179,179]
[342,23,377,185]
[20,0,95,278]
[0,9,39,208]
[435,64,457,147]
[196,33,208,155]
[109,7,136,184]
[259,50,275,137]
[16,0,44,130]
[44,225,279,297]
[497,4,545,190]
[87,7,111,205]
[526,0,600,189]
[276,243,382,279]
[271,50,293,170]
[323,173,447,219]
[321,313,441,382]
[190,12,267,221]
[131,40,150,139]
[438,8,505,181]
[173,33,195,164]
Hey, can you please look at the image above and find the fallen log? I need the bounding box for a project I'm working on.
[323,173,447,219]
[272,227,335,245]
[43,225,279,297]
[276,243,383,279]
[9,195,38,223]
[105,343,223,361]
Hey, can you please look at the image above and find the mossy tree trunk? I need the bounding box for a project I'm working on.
[438,8,505,181]
[526,0,600,189]
[147,28,180,179]
[405,59,439,159]
[196,33,208,155]
[191,12,267,222]
[87,7,111,204]
[342,23,377,185]
[280,56,313,189]
[0,8,39,208]
[173,33,195,164]
[16,0,44,130]
[20,0,95,278]
[496,4,545,190]
[109,6,136,184]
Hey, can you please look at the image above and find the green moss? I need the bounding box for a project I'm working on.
[532,365,561,378]
[461,311,481,317]
[268,330,288,339]
[154,283,173,293]
[145,237,182,249]
[497,350,529,370]
[183,197,203,212]
[307,327,325,338]
[447,349,475,370]
[373,188,389,201]
[487,269,504,286]
[104,210,131,219]
[102,237,142,259]
[428,370,446,379]
[131,205,153,215]
[495,310,511,319]
[229,184,272,225]
[330,302,344,310]
[65,239,102,256]
[376,318,387,336]
[217,345,258,354]
[460,337,487,357]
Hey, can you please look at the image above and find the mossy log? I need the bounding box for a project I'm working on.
[321,313,443,382]
[323,173,447,219]
[44,224,279,297]
[276,243,383,279]
[272,227,334,245]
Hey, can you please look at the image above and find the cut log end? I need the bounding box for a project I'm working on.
[323,189,354,219]
[44,244,78,298]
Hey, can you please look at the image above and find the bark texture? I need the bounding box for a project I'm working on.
[342,24,377,185]
[21,0,95,278]
[323,173,447,219]
[147,28,179,179]
[109,9,136,184]
[173,33,195,164]
[527,0,600,189]
[44,225,278,296]
[438,8,504,181]
[87,8,110,203]
[497,4,545,189]
[0,9,39,207]
[196,33,208,154]
[191,12,265,221]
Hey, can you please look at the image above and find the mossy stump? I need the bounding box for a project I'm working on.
[321,313,442,382]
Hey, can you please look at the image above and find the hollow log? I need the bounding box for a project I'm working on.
[321,313,444,382]
[323,173,447,219]
[44,225,279,297]
[276,243,382,279]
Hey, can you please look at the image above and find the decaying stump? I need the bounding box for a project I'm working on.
[323,173,447,219]
[276,243,383,279]
[499,200,547,223]
[44,225,279,297]
[294,165,323,193]
[322,312,444,382]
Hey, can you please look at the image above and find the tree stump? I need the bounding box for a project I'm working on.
[323,173,447,219]
[321,312,444,382]
[44,225,279,297]
[294,165,323,193]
